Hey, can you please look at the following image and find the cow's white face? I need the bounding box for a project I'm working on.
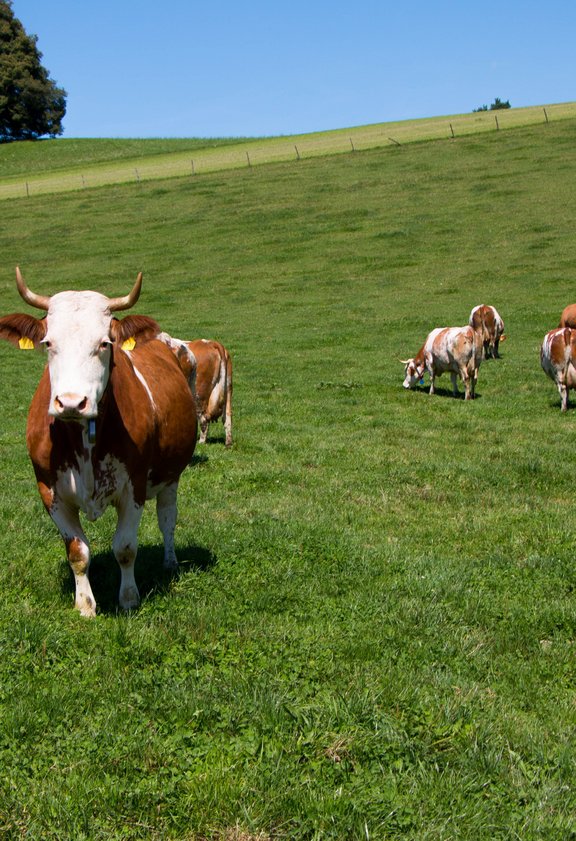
[402,359,424,389]
[43,291,114,419]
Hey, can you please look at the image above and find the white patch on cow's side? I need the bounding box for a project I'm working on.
[130,363,156,412]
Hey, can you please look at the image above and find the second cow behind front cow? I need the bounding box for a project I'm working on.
[402,325,483,400]
[469,304,505,359]
[159,333,233,446]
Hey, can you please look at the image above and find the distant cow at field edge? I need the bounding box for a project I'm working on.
[558,304,576,329]
[159,333,233,447]
[469,304,505,359]
[0,268,197,616]
[402,325,482,400]
[540,326,576,412]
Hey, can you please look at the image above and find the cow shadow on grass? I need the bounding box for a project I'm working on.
[411,384,483,400]
[58,542,216,615]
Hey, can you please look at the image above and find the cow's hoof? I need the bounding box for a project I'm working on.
[119,586,140,611]
[76,594,96,618]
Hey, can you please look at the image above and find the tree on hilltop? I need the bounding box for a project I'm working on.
[0,0,66,141]
[473,98,511,113]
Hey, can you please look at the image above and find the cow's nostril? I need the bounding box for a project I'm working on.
[55,394,89,415]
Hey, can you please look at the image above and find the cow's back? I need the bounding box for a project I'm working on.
[559,305,576,329]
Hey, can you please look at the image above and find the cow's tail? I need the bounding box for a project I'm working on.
[470,325,483,371]
[562,327,573,374]
[220,346,233,447]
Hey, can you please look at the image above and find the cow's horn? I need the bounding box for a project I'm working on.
[15,267,51,311]
[108,272,143,312]
[399,358,411,364]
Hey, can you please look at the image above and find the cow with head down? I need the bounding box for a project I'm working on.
[0,268,197,616]
[402,325,482,400]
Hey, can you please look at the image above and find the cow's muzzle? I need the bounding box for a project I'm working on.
[52,393,94,419]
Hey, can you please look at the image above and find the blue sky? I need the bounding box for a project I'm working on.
[12,0,576,139]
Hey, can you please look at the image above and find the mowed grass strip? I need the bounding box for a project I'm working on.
[0,118,576,838]
[0,101,574,200]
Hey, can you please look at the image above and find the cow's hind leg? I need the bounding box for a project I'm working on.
[198,413,209,444]
[451,372,460,397]
[156,482,180,571]
[558,381,569,412]
[113,497,144,610]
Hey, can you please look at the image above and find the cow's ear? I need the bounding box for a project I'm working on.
[0,313,46,349]
[110,315,161,347]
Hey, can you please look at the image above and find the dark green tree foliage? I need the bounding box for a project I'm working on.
[0,0,66,141]
[473,98,511,113]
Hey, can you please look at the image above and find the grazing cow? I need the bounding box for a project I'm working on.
[402,325,482,400]
[0,268,197,616]
[469,304,505,358]
[540,326,576,412]
[558,304,576,329]
[158,333,233,447]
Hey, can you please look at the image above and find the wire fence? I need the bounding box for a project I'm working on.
[1,103,575,201]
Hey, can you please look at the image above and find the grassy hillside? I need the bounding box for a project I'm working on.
[0,101,575,199]
[1,116,576,838]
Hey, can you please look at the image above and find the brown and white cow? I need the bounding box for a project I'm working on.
[558,304,576,329]
[0,268,197,616]
[158,334,233,447]
[540,326,576,412]
[469,304,505,359]
[402,325,482,400]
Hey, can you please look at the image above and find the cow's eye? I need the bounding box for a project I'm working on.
[41,338,52,351]
[99,339,112,352]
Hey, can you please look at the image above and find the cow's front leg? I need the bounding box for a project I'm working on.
[113,496,144,610]
[49,499,96,617]
[156,482,179,571]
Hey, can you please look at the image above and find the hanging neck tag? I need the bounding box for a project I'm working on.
[88,419,97,443]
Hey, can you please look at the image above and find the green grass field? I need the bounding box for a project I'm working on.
[1,113,576,839]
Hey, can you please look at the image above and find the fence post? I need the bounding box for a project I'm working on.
[543,108,549,124]
[191,159,195,174]
[246,151,251,167]
[450,123,455,138]
[135,168,140,182]
[295,145,300,160]
[495,115,499,131]
[350,137,355,152]
[25,182,29,198]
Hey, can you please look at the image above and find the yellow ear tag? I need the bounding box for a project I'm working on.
[19,337,35,350]
[121,336,136,351]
